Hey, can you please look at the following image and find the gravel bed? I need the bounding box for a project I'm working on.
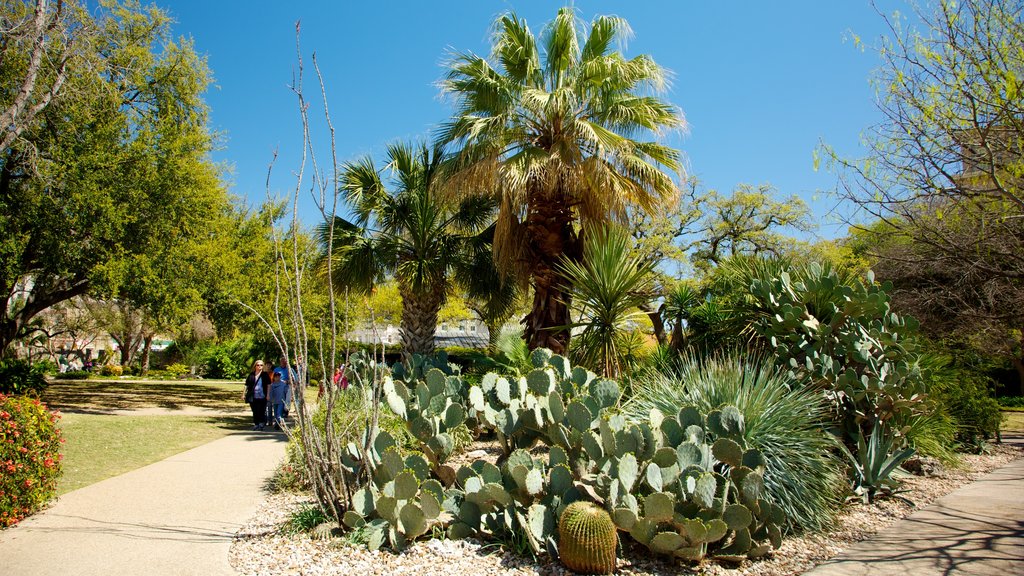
[230,442,1021,576]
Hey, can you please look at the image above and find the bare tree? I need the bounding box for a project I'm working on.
[824,0,1024,390]
[827,0,1024,287]
[240,23,386,522]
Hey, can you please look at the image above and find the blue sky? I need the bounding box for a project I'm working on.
[163,1,903,239]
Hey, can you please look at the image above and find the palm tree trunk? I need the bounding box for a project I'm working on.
[400,281,445,358]
[523,188,579,355]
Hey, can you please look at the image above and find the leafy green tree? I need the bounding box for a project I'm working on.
[320,142,496,356]
[685,183,814,273]
[0,1,230,356]
[440,7,684,354]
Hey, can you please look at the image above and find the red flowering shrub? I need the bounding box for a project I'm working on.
[0,393,63,527]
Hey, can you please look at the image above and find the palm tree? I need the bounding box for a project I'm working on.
[318,141,495,357]
[439,7,685,354]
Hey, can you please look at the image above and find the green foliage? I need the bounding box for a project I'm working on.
[557,501,617,575]
[559,225,655,378]
[686,183,815,273]
[920,353,1004,448]
[712,259,927,447]
[32,360,58,376]
[54,370,91,380]
[0,394,63,527]
[286,503,333,535]
[198,338,254,379]
[624,354,844,532]
[0,359,49,395]
[898,406,959,465]
[838,420,915,503]
[0,0,237,355]
[998,396,1024,410]
[99,364,123,377]
[466,326,532,377]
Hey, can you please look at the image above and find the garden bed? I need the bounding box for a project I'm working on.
[230,441,1021,576]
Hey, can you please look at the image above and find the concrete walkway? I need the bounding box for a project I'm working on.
[0,429,287,576]
[806,434,1024,576]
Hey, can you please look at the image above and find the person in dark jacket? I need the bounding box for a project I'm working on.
[243,360,272,430]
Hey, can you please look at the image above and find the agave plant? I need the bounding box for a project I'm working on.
[838,419,916,504]
[624,353,845,532]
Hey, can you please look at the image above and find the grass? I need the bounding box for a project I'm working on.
[42,378,243,413]
[1002,411,1024,433]
[36,377,252,495]
[56,412,246,494]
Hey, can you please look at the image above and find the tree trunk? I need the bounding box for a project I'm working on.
[669,320,686,353]
[523,188,578,355]
[641,303,667,346]
[140,334,154,376]
[400,280,445,359]
[1012,356,1024,397]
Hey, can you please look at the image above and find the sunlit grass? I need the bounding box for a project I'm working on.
[56,413,245,495]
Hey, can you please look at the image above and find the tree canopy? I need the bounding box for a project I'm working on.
[0,0,234,355]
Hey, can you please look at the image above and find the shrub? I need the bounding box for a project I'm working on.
[998,396,1024,410]
[100,364,124,377]
[921,353,1003,447]
[0,359,49,395]
[898,404,959,465]
[165,363,190,378]
[624,353,845,532]
[0,394,63,527]
[33,360,58,375]
[54,370,90,380]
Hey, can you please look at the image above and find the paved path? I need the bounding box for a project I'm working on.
[0,429,287,576]
[806,434,1024,576]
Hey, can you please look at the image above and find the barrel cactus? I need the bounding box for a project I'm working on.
[558,501,617,575]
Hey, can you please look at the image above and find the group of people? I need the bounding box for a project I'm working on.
[242,356,295,431]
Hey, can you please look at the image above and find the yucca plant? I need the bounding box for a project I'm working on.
[558,225,655,378]
[624,353,845,532]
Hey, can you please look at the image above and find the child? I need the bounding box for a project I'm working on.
[268,371,289,430]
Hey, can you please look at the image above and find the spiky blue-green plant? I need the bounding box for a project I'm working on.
[624,353,844,532]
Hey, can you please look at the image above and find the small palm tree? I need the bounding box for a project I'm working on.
[558,225,655,378]
[318,142,495,356]
[440,7,685,354]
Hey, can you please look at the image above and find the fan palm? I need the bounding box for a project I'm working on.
[440,7,685,354]
[318,141,496,356]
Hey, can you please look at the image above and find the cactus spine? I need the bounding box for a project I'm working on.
[558,501,617,575]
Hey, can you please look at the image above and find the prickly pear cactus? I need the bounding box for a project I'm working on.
[558,501,618,575]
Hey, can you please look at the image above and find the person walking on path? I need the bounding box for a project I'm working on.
[243,360,271,431]
[268,371,288,430]
[272,355,295,417]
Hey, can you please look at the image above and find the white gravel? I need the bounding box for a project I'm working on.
[230,442,1021,576]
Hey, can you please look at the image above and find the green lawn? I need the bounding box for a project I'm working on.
[1002,411,1024,434]
[56,412,248,494]
[39,378,252,495]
